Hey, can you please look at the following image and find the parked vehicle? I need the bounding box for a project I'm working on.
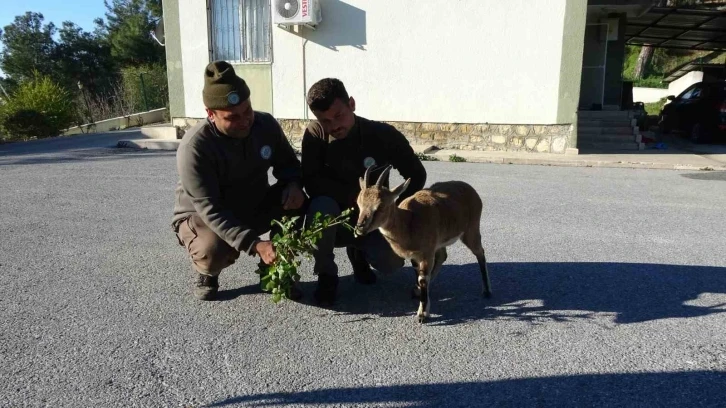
[658,80,726,144]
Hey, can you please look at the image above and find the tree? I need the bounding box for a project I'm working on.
[633,0,710,79]
[0,12,57,82]
[0,76,18,99]
[101,0,165,67]
[55,22,118,95]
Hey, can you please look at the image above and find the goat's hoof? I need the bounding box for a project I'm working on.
[417,315,427,324]
[483,290,492,298]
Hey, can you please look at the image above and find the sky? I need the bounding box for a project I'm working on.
[0,0,109,76]
[0,0,108,34]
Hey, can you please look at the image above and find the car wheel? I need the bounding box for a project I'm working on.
[690,123,707,144]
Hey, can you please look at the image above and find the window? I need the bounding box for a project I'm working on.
[681,86,702,101]
[210,0,271,63]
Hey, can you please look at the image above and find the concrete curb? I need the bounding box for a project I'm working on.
[426,148,726,171]
[429,154,726,171]
[117,139,181,151]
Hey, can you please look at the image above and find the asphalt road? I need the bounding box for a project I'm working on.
[1,138,725,407]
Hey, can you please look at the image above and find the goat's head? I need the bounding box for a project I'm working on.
[354,165,410,237]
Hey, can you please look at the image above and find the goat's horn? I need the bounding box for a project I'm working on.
[376,165,392,187]
[363,164,374,188]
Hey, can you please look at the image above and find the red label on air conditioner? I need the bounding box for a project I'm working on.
[302,0,309,17]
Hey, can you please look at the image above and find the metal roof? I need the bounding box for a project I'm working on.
[662,51,725,82]
[664,62,725,82]
[625,7,726,51]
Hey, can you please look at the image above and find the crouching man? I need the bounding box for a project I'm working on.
[172,61,306,301]
[302,78,427,305]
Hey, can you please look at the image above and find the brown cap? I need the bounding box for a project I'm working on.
[202,60,251,109]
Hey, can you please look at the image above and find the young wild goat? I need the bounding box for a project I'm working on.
[354,165,491,323]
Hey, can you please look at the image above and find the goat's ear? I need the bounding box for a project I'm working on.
[359,176,366,190]
[390,178,411,201]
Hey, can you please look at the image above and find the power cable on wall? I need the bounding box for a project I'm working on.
[302,36,309,120]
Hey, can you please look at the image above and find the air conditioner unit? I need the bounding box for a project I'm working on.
[272,0,322,27]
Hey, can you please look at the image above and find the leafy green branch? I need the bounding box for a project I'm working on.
[416,152,439,161]
[449,154,467,163]
[257,208,355,303]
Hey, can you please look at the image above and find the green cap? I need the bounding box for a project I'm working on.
[202,60,251,109]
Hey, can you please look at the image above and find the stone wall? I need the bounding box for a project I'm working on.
[175,118,574,154]
[279,119,573,154]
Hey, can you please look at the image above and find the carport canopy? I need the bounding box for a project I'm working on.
[626,6,726,51]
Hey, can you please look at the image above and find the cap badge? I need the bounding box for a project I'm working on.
[227,92,240,105]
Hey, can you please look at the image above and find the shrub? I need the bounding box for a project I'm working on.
[449,154,467,163]
[633,77,668,89]
[121,63,168,113]
[644,97,669,116]
[0,74,75,141]
[416,152,439,161]
[73,64,168,126]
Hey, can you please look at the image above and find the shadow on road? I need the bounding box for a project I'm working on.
[681,171,726,181]
[0,130,143,154]
[205,370,726,407]
[292,262,726,326]
[216,283,261,301]
[0,147,173,166]
[0,130,176,166]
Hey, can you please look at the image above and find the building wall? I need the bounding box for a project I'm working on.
[163,0,185,118]
[168,0,588,152]
[271,0,572,125]
[603,14,626,108]
[668,71,704,98]
[175,0,273,119]
[178,0,209,118]
[633,87,669,103]
[231,64,273,114]
[557,0,588,147]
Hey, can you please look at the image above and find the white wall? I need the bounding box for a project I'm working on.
[179,0,211,118]
[272,0,569,124]
[668,71,703,99]
[632,87,669,103]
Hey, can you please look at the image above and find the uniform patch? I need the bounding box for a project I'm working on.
[260,145,272,160]
[227,92,240,105]
[363,157,376,168]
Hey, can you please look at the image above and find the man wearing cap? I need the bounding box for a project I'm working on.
[172,61,306,301]
[302,78,427,305]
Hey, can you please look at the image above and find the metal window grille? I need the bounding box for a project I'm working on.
[210,0,271,63]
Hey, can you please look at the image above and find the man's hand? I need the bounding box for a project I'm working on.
[255,240,277,265]
[281,182,305,210]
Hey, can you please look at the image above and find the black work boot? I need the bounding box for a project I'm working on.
[194,274,219,301]
[313,274,339,306]
[347,247,377,284]
[285,284,303,301]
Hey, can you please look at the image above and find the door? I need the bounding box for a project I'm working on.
[670,84,704,131]
[579,23,609,110]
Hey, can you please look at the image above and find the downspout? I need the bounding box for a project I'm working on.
[302,37,309,120]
